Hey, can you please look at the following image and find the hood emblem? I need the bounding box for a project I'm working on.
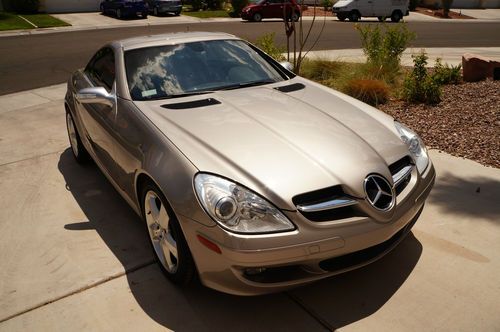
[364,174,395,211]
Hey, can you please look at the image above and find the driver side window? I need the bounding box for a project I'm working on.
[85,47,115,92]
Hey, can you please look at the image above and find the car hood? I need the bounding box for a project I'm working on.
[135,77,409,210]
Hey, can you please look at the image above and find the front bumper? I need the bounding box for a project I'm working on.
[182,162,435,296]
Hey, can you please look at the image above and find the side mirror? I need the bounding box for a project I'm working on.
[279,61,294,72]
[76,87,115,107]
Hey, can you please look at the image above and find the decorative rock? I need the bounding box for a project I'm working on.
[462,53,500,82]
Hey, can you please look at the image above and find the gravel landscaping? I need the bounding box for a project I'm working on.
[379,79,500,168]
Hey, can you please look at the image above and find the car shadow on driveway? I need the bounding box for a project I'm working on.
[58,148,422,331]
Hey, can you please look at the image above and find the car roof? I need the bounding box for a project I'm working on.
[111,31,240,51]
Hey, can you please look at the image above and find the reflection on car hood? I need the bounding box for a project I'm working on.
[136,77,409,209]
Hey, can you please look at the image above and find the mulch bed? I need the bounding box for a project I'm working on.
[414,6,474,19]
[378,79,500,168]
[302,7,334,17]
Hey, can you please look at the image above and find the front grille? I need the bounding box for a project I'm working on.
[389,156,413,195]
[293,185,364,222]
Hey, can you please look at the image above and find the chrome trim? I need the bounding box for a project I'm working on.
[392,165,413,187]
[296,197,358,212]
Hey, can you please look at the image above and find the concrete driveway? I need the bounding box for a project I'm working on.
[0,84,499,331]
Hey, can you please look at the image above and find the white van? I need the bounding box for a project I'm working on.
[332,0,409,22]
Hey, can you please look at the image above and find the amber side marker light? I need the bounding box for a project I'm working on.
[197,235,222,254]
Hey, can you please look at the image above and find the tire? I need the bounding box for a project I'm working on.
[291,11,300,22]
[117,8,122,19]
[175,11,181,16]
[378,16,386,22]
[252,12,262,22]
[66,111,90,164]
[142,13,148,19]
[337,13,346,21]
[348,11,360,22]
[141,182,195,285]
[391,10,402,22]
[153,7,159,16]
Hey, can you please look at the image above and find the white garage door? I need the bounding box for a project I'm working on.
[41,0,102,13]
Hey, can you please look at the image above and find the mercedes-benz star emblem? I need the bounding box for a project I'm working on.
[364,174,395,211]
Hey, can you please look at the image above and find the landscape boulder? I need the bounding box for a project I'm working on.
[462,53,500,82]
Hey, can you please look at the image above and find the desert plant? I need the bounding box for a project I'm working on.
[432,58,461,85]
[356,23,416,83]
[255,33,286,62]
[300,58,341,81]
[230,0,248,16]
[344,79,389,106]
[11,0,39,13]
[402,52,441,104]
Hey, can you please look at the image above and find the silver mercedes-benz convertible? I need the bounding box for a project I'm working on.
[65,32,435,295]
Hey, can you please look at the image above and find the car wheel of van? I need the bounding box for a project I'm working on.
[66,112,90,164]
[117,8,123,19]
[391,10,402,22]
[141,183,195,285]
[175,11,181,15]
[337,13,346,21]
[378,16,386,21]
[252,12,262,22]
[348,11,360,22]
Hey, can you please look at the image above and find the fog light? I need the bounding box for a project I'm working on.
[244,267,267,276]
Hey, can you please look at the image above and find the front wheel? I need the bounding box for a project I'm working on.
[337,13,347,21]
[174,10,181,16]
[252,12,262,22]
[141,183,195,285]
[66,112,90,164]
[348,11,360,22]
[391,10,402,22]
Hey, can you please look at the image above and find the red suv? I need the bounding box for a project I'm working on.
[241,0,303,22]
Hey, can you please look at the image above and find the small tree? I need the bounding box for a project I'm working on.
[283,0,328,74]
[442,0,453,17]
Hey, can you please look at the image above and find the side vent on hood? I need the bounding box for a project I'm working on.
[161,98,221,110]
[274,83,305,93]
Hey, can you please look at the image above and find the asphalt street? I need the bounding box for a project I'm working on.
[0,20,499,95]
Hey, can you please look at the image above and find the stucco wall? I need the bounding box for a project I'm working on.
[421,0,500,8]
[39,0,102,13]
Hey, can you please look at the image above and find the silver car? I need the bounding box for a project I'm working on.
[64,32,435,295]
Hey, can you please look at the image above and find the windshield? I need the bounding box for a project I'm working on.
[125,39,286,101]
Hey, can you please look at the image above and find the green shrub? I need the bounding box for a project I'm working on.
[402,52,441,104]
[255,33,286,62]
[344,79,389,106]
[231,0,248,16]
[322,0,333,10]
[356,23,415,84]
[12,0,39,13]
[432,58,461,85]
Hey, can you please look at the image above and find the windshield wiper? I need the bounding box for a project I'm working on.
[215,79,276,91]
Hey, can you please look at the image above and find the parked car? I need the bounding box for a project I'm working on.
[332,0,409,22]
[65,32,435,295]
[146,0,182,16]
[241,0,302,22]
[100,0,149,19]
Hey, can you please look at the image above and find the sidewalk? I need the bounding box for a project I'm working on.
[0,82,499,331]
[303,47,500,67]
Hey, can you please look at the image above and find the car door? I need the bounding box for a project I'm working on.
[266,0,285,18]
[356,0,373,16]
[75,47,121,182]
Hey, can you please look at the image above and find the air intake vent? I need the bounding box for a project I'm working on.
[161,98,220,110]
[274,83,305,93]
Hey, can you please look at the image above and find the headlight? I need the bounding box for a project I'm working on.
[194,173,295,234]
[394,121,429,174]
